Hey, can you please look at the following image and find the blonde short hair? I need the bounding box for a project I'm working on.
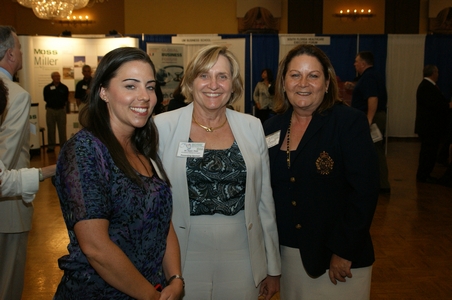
[181,44,243,105]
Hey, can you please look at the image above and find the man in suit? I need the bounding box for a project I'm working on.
[350,51,391,194]
[415,65,452,183]
[0,25,32,300]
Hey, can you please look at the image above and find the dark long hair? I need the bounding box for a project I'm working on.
[79,47,170,186]
[273,44,342,114]
[261,68,274,82]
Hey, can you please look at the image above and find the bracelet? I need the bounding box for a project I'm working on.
[167,274,184,288]
[38,168,44,182]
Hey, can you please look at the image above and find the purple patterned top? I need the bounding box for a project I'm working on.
[53,129,172,299]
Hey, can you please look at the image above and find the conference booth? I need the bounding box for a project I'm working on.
[17,33,452,149]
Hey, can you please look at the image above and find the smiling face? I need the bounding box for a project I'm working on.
[192,54,233,112]
[100,60,156,136]
[284,54,329,115]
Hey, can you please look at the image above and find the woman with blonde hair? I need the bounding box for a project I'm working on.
[155,44,281,300]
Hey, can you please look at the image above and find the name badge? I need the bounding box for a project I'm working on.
[177,142,205,158]
[50,86,56,90]
[82,85,88,90]
[266,130,280,148]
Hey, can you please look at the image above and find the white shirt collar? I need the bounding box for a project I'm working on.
[424,77,436,86]
[0,67,13,80]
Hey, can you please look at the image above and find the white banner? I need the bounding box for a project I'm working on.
[17,36,138,144]
[280,36,331,45]
[171,35,221,44]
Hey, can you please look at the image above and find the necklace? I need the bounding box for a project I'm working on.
[286,116,292,169]
[192,116,227,132]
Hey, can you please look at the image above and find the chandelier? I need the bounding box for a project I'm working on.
[16,0,97,20]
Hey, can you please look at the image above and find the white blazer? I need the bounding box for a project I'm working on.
[0,160,39,203]
[154,103,281,286]
[0,71,32,233]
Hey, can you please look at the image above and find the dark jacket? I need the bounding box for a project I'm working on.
[263,104,379,277]
[43,82,69,109]
[415,79,449,140]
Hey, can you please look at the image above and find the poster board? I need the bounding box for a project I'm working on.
[146,44,185,108]
[17,36,139,145]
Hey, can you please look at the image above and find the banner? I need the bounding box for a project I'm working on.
[17,36,138,144]
[146,44,184,107]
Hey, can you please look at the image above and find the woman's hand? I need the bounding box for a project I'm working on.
[160,279,183,300]
[259,274,280,300]
[328,254,352,285]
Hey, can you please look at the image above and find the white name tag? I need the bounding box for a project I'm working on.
[82,85,88,90]
[177,142,206,158]
[266,130,280,148]
[50,86,56,90]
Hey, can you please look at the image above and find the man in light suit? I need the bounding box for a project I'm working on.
[415,65,451,183]
[0,25,32,300]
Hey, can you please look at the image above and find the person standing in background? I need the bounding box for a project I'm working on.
[347,51,391,194]
[0,25,32,300]
[254,68,275,123]
[167,80,187,111]
[43,71,69,153]
[415,65,452,183]
[74,65,92,112]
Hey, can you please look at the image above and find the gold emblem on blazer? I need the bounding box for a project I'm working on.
[316,151,334,175]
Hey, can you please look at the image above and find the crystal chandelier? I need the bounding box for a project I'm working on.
[31,1,75,20]
[17,0,33,8]
[73,0,89,10]
[16,0,93,20]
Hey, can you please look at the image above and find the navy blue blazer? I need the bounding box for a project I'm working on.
[264,103,379,277]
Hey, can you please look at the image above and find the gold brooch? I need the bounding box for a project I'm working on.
[315,151,334,175]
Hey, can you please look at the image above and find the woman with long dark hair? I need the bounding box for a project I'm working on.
[53,47,183,299]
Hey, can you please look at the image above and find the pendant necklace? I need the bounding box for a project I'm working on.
[192,115,228,132]
[286,116,292,169]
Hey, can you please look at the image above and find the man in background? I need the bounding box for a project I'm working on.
[348,51,391,194]
[415,65,451,183]
[0,25,32,300]
[74,64,92,112]
[43,71,68,153]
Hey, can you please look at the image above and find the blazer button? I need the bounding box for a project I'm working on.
[290,177,296,182]
[295,224,302,230]
[248,223,253,230]
[291,201,297,206]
